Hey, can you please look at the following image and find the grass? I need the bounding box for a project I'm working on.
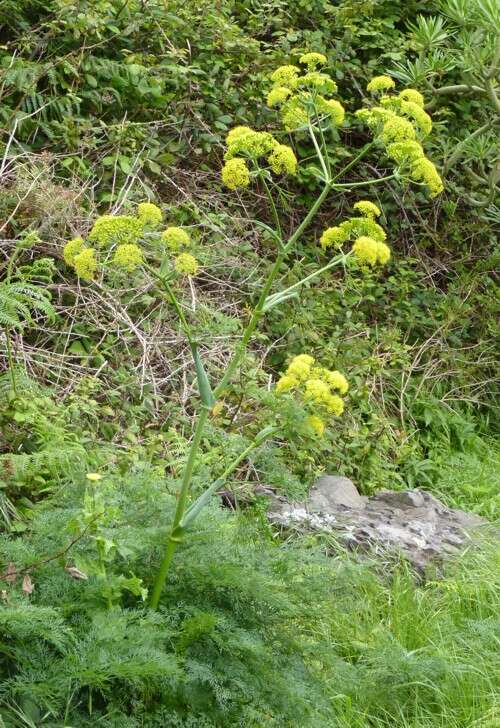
[0,462,498,727]
[431,440,500,519]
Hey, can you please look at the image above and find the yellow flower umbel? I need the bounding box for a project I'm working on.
[113,243,144,272]
[222,125,298,184]
[174,253,199,276]
[267,58,345,131]
[410,158,444,198]
[137,202,163,227]
[275,374,299,393]
[267,144,297,175]
[367,75,395,92]
[270,65,300,89]
[73,248,98,282]
[225,128,275,160]
[398,88,425,108]
[88,215,143,248]
[352,236,391,267]
[63,237,86,266]
[275,354,349,437]
[299,52,327,71]
[380,116,416,144]
[320,225,350,249]
[353,200,381,219]
[320,205,390,264]
[267,86,292,108]
[355,81,443,198]
[161,227,191,252]
[221,158,251,190]
[305,415,325,437]
[285,353,315,382]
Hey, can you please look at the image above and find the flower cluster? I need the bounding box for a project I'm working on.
[113,244,144,272]
[174,252,199,276]
[367,75,395,92]
[161,226,191,252]
[320,200,391,267]
[299,52,327,71]
[268,58,342,128]
[63,237,86,266]
[63,202,199,282]
[356,79,443,198]
[73,248,97,282]
[160,226,200,276]
[137,202,163,227]
[266,57,345,132]
[276,354,348,437]
[88,215,144,248]
[221,126,298,189]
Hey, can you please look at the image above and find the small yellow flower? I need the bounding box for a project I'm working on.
[86,472,102,481]
[317,97,345,125]
[286,354,315,381]
[73,248,98,281]
[325,393,345,416]
[410,158,444,197]
[387,140,425,165]
[226,126,254,146]
[270,65,300,89]
[381,116,416,144]
[281,98,310,131]
[113,243,144,272]
[174,253,199,276]
[305,415,325,437]
[137,202,163,227]
[320,225,349,249]
[298,72,337,94]
[276,374,299,393]
[304,378,331,403]
[161,227,191,251]
[88,215,143,248]
[211,401,224,417]
[367,75,395,92]
[352,236,379,266]
[267,86,292,108]
[400,101,432,136]
[221,158,251,190]
[299,52,327,71]
[267,144,298,175]
[398,88,425,108]
[225,130,275,160]
[353,201,381,219]
[352,236,391,266]
[376,242,391,264]
[63,237,86,266]
[324,370,349,395]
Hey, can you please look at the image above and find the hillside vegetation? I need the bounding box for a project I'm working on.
[0,1,498,726]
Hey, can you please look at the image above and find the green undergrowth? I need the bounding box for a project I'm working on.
[0,464,498,727]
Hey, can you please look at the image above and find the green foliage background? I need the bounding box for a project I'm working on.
[0,0,498,725]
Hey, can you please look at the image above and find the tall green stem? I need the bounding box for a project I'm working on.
[150,169,337,607]
[150,405,210,609]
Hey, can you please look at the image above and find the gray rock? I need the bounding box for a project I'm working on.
[309,475,366,511]
[268,476,489,574]
[376,490,425,508]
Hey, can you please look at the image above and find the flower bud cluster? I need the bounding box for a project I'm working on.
[275,354,348,437]
[221,126,297,189]
[266,54,345,132]
[357,78,443,198]
[63,203,199,281]
[320,200,391,267]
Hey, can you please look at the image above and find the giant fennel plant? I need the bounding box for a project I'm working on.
[62,54,443,608]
